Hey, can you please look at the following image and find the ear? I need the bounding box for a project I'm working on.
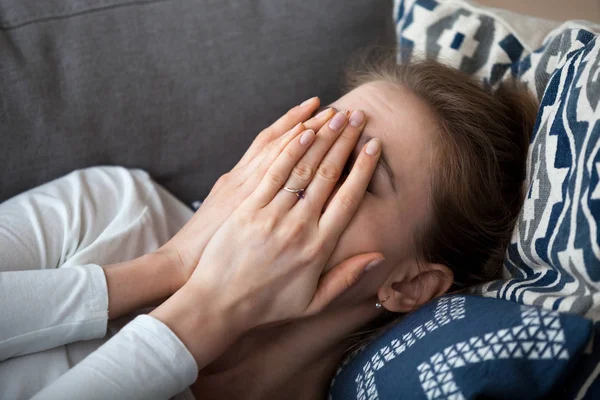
[378,263,453,313]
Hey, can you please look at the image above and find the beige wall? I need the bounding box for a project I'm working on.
[474,0,600,23]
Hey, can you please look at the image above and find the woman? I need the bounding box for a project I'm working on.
[0,55,537,399]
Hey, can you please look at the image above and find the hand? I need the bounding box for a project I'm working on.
[101,101,338,320]
[152,108,384,367]
[191,110,383,329]
[156,98,337,292]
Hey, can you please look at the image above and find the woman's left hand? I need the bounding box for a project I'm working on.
[151,109,384,366]
[156,97,333,292]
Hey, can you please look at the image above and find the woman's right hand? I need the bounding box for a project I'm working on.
[156,98,336,293]
[102,100,338,321]
[151,108,384,367]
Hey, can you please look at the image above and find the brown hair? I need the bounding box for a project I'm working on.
[340,48,538,354]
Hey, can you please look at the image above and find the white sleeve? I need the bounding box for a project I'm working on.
[31,315,199,400]
[0,169,114,361]
[0,264,108,361]
[0,166,191,362]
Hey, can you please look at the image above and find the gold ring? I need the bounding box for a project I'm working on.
[283,186,306,199]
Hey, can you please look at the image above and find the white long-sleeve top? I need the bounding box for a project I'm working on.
[0,166,198,399]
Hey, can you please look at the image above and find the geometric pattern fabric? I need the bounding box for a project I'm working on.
[332,1,600,398]
[329,295,591,400]
[418,306,568,399]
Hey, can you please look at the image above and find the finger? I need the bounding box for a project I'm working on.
[319,138,381,237]
[300,109,366,212]
[227,106,336,202]
[248,128,317,208]
[232,104,332,183]
[235,97,320,169]
[260,107,336,170]
[305,253,385,315]
[230,122,307,188]
[230,106,334,202]
[303,107,335,133]
[268,109,347,211]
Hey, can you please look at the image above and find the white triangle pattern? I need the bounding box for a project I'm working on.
[416,305,569,399]
[353,297,466,399]
[352,298,570,400]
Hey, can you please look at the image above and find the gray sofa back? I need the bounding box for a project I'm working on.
[0,0,395,204]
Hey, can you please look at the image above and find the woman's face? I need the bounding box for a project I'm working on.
[322,81,440,301]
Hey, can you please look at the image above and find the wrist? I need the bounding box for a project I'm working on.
[149,283,241,368]
[148,250,189,296]
[102,252,182,319]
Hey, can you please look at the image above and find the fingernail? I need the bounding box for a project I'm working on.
[349,110,364,127]
[300,129,315,145]
[315,108,331,118]
[365,138,381,156]
[300,97,317,107]
[328,112,347,131]
[364,258,385,272]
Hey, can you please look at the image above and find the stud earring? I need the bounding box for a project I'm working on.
[375,295,391,309]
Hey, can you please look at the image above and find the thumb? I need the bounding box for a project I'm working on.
[306,253,385,315]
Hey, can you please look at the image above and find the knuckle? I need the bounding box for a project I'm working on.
[339,129,357,142]
[285,219,308,241]
[343,275,354,292]
[256,126,280,145]
[234,208,253,226]
[282,108,301,123]
[291,162,313,182]
[317,161,342,183]
[266,171,286,188]
[307,242,324,259]
[255,129,270,143]
[286,105,299,116]
[338,193,359,212]
[303,120,323,133]
[262,215,279,233]
[283,146,300,161]
[322,127,339,140]
[216,173,231,187]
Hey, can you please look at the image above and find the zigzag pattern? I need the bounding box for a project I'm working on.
[418,306,568,399]
[353,297,466,400]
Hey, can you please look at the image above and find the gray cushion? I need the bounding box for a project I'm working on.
[0,0,395,204]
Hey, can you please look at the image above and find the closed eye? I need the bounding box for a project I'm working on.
[342,151,375,193]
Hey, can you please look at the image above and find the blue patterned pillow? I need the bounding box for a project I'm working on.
[330,1,600,398]
[393,0,600,321]
[329,295,592,399]
[477,28,600,316]
[485,24,600,400]
[393,0,558,89]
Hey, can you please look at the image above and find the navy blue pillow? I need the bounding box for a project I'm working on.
[329,295,592,399]
[338,1,600,397]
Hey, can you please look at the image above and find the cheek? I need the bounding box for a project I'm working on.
[324,198,406,271]
[326,213,378,270]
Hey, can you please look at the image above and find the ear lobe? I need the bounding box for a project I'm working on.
[382,264,453,313]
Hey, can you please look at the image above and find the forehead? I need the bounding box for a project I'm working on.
[334,80,438,138]
[330,80,439,189]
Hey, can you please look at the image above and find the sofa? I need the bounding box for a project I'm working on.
[2,0,600,398]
